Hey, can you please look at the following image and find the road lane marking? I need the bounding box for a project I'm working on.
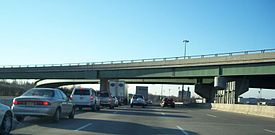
[74,123,93,131]
[206,114,217,118]
[161,112,166,115]
[264,129,275,134]
[176,125,189,135]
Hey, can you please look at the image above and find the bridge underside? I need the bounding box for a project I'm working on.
[35,75,275,89]
[35,75,275,104]
[35,78,214,88]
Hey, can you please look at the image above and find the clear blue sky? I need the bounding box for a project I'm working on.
[0,0,274,65]
[1,1,275,98]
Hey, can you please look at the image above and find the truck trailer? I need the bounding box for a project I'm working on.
[109,81,128,105]
[136,86,148,101]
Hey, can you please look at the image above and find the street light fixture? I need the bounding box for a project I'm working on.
[183,40,189,59]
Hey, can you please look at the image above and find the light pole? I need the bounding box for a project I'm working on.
[183,40,189,59]
[161,84,163,99]
[258,88,262,104]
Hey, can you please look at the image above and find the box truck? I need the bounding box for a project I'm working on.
[109,81,128,105]
[136,86,148,101]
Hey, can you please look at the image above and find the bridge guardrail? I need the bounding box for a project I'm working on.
[1,48,275,68]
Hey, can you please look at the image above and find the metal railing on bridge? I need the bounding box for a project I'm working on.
[1,48,275,68]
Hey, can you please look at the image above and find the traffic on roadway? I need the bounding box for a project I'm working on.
[1,88,275,135]
[5,104,275,135]
[0,88,275,135]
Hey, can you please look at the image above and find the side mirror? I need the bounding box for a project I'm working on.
[67,95,72,101]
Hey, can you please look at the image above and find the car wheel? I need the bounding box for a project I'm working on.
[0,112,12,135]
[91,105,96,112]
[16,116,25,122]
[68,107,75,119]
[53,108,61,122]
[130,104,133,108]
[96,105,100,111]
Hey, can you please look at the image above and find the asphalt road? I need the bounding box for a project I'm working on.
[10,106,275,135]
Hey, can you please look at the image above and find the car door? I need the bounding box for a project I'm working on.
[91,90,97,106]
[58,90,71,114]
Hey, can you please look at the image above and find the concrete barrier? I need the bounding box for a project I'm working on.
[211,103,275,118]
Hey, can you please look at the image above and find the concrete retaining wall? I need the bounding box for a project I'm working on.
[211,103,275,118]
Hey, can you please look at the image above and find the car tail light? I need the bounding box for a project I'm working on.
[13,99,24,105]
[90,96,94,101]
[35,101,50,106]
[42,101,49,106]
[13,99,18,105]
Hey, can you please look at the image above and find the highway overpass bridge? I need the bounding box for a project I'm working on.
[1,49,275,103]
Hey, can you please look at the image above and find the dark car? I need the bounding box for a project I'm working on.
[160,97,175,108]
[130,94,146,108]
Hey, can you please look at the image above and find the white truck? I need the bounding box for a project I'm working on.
[109,81,128,105]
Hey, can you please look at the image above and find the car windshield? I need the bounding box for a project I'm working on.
[73,89,90,95]
[23,89,54,97]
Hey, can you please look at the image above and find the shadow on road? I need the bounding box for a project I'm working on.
[11,107,194,134]
[10,133,32,135]
[115,106,189,114]
[98,109,192,119]
[23,118,199,135]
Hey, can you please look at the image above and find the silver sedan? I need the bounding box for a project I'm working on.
[12,88,75,122]
[0,103,13,135]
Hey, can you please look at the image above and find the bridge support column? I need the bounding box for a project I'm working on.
[214,77,249,104]
[100,79,109,92]
[194,84,216,103]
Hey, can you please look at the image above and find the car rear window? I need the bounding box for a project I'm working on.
[23,89,54,97]
[168,98,173,101]
[99,93,109,97]
[73,89,90,95]
[133,95,143,99]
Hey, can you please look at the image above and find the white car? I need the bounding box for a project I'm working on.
[113,96,119,107]
[70,88,100,111]
[0,103,13,135]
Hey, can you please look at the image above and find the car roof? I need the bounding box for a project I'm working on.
[73,88,92,90]
[31,88,58,91]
